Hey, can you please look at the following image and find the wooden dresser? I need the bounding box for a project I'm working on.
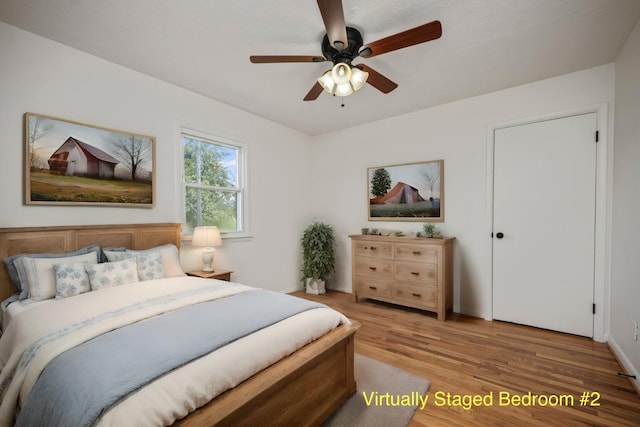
[350,234,455,321]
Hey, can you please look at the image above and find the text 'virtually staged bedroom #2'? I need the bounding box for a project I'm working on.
[0,0,639,426]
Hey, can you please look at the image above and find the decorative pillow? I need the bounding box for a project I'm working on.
[53,262,92,299]
[99,247,126,263]
[103,250,132,262]
[3,244,100,300]
[136,252,165,281]
[15,252,99,301]
[86,258,139,291]
[124,244,185,278]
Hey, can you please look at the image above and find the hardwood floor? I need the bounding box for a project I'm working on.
[293,290,640,427]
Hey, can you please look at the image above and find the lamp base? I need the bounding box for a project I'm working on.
[201,247,214,272]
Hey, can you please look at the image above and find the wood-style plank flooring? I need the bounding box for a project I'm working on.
[293,290,640,427]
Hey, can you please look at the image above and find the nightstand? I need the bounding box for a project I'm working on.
[187,269,233,282]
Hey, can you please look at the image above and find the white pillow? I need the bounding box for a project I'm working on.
[86,258,139,290]
[16,252,98,301]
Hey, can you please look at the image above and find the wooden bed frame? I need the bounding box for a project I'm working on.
[0,223,358,426]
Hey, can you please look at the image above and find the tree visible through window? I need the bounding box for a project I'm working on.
[182,131,244,235]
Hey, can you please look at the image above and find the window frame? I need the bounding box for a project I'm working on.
[181,128,249,239]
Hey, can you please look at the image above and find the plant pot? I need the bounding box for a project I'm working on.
[305,278,326,295]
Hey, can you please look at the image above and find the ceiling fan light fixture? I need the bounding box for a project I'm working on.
[334,82,354,97]
[318,64,368,97]
[330,62,352,85]
[350,67,369,91]
[317,70,336,93]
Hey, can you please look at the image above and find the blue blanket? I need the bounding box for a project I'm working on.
[16,289,325,427]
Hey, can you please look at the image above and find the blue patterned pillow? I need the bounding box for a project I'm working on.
[103,250,131,262]
[53,262,92,299]
[136,252,165,281]
[86,258,139,290]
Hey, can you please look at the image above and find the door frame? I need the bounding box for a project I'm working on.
[486,103,611,342]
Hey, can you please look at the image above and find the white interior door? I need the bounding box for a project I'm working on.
[492,113,597,337]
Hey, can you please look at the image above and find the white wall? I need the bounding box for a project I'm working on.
[610,19,640,388]
[0,22,313,292]
[310,63,615,320]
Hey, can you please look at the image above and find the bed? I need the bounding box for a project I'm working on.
[0,223,358,426]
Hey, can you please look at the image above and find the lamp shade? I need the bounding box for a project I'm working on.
[192,226,222,247]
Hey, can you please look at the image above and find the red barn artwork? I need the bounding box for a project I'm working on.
[48,137,119,179]
[370,181,426,204]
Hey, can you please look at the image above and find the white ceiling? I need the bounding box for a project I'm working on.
[1,0,639,136]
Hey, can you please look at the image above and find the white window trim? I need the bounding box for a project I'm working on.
[180,127,251,240]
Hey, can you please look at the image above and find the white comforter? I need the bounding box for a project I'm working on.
[0,277,348,426]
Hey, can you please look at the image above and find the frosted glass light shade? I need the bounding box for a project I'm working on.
[317,70,335,93]
[330,63,352,85]
[318,63,369,97]
[334,82,354,96]
[350,67,369,91]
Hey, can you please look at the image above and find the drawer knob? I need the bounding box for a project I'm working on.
[369,286,378,290]
[411,272,420,276]
[369,266,377,271]
[412,293,422,297]
[370,246,377,250]
[413,251,421,255]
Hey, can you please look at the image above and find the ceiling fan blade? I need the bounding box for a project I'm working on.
[360,20,442,58]
[317,0,348,49]
[356,64,398,93]
[303,81,324,101]
[250,55,325,63]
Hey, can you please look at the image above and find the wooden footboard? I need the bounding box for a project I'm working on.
[175,321,360,427]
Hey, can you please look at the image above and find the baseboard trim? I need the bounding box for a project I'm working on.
[607,336,640,396]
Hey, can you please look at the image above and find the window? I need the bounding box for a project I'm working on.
[182,129,246,237]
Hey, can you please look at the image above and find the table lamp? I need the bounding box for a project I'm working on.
[191,226,222,272]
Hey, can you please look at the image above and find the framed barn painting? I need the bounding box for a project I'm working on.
[368,160,444,222]
[24,113,155,207]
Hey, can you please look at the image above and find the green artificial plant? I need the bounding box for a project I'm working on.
[301,221,336,283]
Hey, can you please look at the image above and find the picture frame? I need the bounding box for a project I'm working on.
[368,160,444,222]
[24,112,155,207]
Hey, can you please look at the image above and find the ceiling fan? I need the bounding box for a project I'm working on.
[249,0,442,101]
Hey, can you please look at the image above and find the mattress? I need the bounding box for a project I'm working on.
[0,277,348,426]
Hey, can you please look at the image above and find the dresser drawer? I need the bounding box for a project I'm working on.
[395,261,438,285]
[353,241,393,259]
[393,283,437,309]
[355,277,392,298]
[353,257,393,279]
[394,243,439,264]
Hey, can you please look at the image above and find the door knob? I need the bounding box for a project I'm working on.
[496,232,504,239]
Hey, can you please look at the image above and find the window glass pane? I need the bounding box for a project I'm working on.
[182,129,245,237]
[183,137,237,187]
[218,145,238,187]
[185,187,238,234]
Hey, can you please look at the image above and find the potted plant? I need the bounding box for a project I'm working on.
[301,221,336,294]
[423,223,438,237]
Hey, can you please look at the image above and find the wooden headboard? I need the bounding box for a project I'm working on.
[0,223,181,301]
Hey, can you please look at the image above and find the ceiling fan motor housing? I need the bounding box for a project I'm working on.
[322,26,364,65]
